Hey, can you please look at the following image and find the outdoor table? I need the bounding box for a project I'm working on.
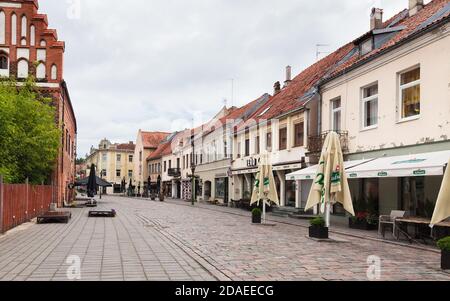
[395,217,450,243]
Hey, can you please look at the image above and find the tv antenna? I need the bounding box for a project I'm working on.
[316,44,330,61]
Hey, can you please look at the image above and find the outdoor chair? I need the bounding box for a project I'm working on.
[378,210,407,239]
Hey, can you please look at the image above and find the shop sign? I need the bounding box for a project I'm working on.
[247,157,260,168]
[413,169,426,176]
[378,171,388,177]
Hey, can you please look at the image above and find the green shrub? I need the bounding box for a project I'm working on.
[252,208,262,216]
[310,216,326,228]
[437,237,450,252]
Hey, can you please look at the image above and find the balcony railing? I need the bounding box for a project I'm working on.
[168,168,181,178]
[307,131,349,154]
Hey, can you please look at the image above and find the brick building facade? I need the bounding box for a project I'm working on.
[1,0,77,206]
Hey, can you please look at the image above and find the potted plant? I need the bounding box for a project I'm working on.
[252,208,262,224]
[349,212,378,231]
[309,216,329,239]
[437,236,450,270]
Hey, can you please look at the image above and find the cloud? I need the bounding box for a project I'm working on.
[37,0,418,156]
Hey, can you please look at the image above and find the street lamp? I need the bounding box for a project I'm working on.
[191,132,196,206]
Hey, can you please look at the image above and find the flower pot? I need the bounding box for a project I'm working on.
[349,218,378,231]
[252,214,262,224]
[309,226,329,239]
[442,250,450,270]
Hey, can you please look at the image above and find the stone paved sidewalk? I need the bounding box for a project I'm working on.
[0,195,449,281]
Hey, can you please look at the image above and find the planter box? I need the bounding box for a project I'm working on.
[309,226,329,239]
[442,250,450,270]
[349,218,378,231]
[252,214,262,224]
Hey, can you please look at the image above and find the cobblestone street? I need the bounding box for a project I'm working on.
[0,196,449,281]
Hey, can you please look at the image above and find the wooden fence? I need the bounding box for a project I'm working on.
[0,176,54,233]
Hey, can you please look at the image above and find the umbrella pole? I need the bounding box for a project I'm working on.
[263,200,266,224]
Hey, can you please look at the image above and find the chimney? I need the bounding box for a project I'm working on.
[284,65,292,87]
[409,0,424,16]
[370,8,384,30]
[273,81,281,95]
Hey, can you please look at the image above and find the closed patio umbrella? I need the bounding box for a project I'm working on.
[251,154,280,223]
[305,132,355,228]
[87,164,97,198]
[430,159,450,227]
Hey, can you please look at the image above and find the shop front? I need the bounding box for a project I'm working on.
[196,159,231,204]
[288,150,450,225]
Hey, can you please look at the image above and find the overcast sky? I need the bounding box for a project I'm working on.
[38,0,428,157]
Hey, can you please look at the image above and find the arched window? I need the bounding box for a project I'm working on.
[0,11,5,44]
[0,54,8,69]
[30,25,35,46]
[40,39,46,47]
[36,62,45,79]
[11,13,17,45]
[17,59,28,78]
[21,15,27,38]
[51,64,57,80]
[20,37,26,46]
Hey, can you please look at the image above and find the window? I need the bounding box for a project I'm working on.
[0,55,7,70]
[36,62,45,79]
[245,139,250,157]
[101,170,107,177]
[279,127,287,150]
[51,65,57,80]
[139,151,142,162]
[183,156,185,169]
[362,84,378,128]
[215,178,226,199]
[0,11,5,44]
[400,67,420,119]
[129,155,133,163]
[177,158,180,169]
[237,142,241,158]
[360,38,373,56]
[102,153,107,162]
[266,132,272,151]
[164,161,167,172]
[255,136,260,155]
[294,122,304,147]
[11,14,16,45]
[17,59,28,78]
[116,154,121,162]
[128,170,133,178]
[116,170,121,177]
[223,139,228,158]
[331,97,342,132]
[30,25,35,46]
[168,160,172,169]
[21,15,27,38]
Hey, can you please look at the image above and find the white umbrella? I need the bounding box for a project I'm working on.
[305,132,355,227]
[251,154,280,223]
[430,159,450,227]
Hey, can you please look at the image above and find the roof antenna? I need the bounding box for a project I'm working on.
[316,44,330,61]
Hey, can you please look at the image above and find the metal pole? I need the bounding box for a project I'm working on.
[0,175,4,234]
[263,200,267,224]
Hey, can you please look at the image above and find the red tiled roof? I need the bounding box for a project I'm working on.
[328,0,450,80]
[116,143,135,151]
[235,43,355,131]
[141,131,170,149]
[147,141,172,161]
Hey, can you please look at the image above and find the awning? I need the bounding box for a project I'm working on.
[286,159,372,181]
[347,150,450,179]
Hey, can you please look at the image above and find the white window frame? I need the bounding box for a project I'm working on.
[360,82,379,131]
[330,97,342,132]
[398,66,421,122]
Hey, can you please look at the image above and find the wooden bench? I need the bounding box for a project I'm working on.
[37,211,72,224]
[88,210,116,218]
